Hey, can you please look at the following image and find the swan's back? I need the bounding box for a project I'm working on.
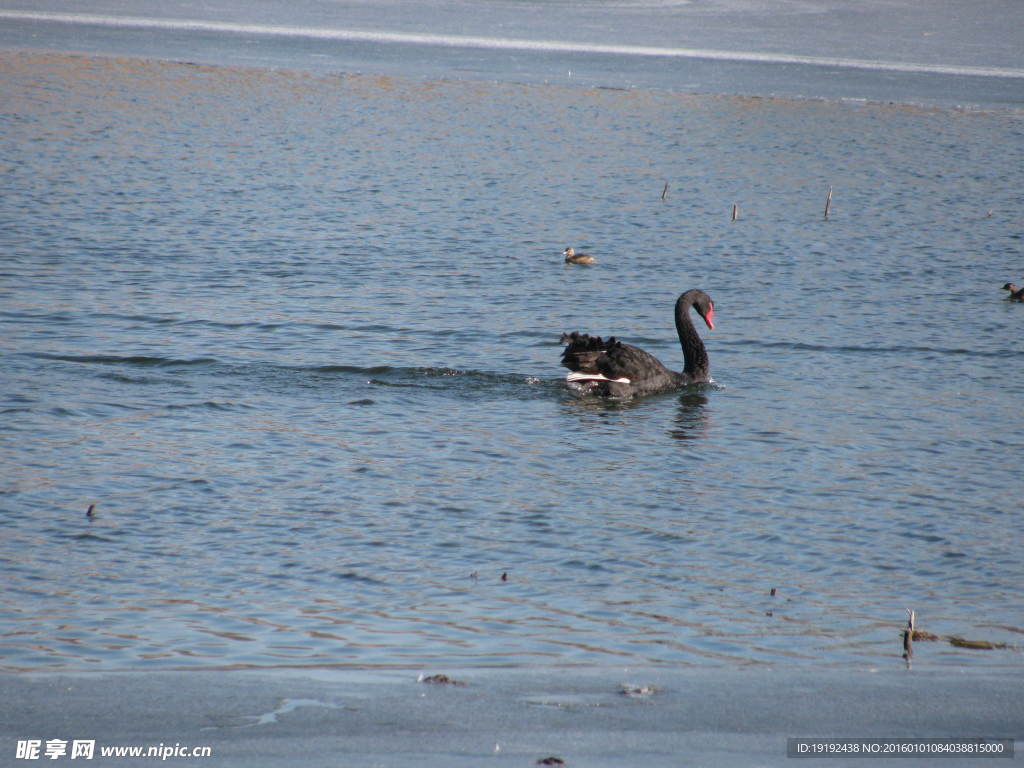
[598,339,681,392]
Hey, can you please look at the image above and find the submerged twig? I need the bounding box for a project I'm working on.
[947,636,1011,650]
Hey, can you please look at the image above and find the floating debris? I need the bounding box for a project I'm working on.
[902,610,1014,656]
[417,673,467,686]
[620,684,658,697]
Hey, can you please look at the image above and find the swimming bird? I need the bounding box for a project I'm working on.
[563,247,596,265]
[1002,282,1024,301]
[560,289,714,397]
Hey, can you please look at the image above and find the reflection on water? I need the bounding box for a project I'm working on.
[669,393,710,441]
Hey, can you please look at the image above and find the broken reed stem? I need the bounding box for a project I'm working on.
[909,610,917,659]
[824,186,833,220]
[901,610,1011,656]
[731,203,739,222]
[661,182,669,201]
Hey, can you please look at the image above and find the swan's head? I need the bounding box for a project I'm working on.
[686,290,715,330]
[700,302,715,330]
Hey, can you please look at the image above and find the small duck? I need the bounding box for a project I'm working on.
[1002,282,1024,301]
[563,247,596,265]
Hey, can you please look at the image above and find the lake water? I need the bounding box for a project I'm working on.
[1,1,1023,674]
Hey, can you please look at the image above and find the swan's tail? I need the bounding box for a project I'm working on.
[560,332,619,374]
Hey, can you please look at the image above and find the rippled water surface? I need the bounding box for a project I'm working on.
[1,51,1023,672]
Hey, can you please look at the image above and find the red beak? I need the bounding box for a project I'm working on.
[703,305,715,330]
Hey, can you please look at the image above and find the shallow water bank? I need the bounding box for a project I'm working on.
[3,665,1020,766]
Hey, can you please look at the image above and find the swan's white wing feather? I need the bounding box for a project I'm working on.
[566,371,631,384]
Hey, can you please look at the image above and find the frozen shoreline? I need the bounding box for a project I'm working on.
[1,4,1022,110]
[3,665,1020,766]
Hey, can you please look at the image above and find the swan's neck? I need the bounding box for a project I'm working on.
[675,299,709,377]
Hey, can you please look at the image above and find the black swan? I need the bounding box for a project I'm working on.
[563,247,596,265]
[1002,282,1024,301]
[560,289,714,397]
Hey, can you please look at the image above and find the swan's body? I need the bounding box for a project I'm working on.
[560,289,714,397]
[563,247,596,265]
[1003,282,1024,301]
